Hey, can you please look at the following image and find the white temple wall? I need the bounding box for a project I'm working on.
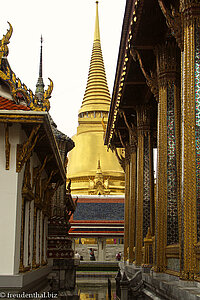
[0,123,49,275]
[0,124,21,275]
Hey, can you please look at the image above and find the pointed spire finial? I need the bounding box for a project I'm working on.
[35,35,45,101]
[97,159,101,170]
[79,1,111,115]
[94,1,100,41]
[96,158,103,177]
[39,35,43,78]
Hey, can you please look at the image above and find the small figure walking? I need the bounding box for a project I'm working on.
[116,252,121,261]
[74,251,80,260]
[89,248,96,261]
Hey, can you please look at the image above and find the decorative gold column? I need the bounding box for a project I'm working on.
[144,227,153,266]
[124,146,130,261]
[135,105,153,266]
[135,109,144,266]
[32,206,37,269]
[155,40,180,272]
[4,123,10,170]
[19,197,25,272]
[179,1,200,280]
[41,215,45,265]
[28,201,31,267]
[129,133,137,263]
[38,210,41,265]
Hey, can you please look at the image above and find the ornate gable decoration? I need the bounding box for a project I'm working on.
[0,22,53,112]
[88,159,110,195]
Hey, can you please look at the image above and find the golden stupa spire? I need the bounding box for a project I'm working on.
[79,1,111,115]
[94,1,100,41]
[67,2,125,195]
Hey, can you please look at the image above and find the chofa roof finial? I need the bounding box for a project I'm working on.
[0,22,13,61]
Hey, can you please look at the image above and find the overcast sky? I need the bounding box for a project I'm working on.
[0,0,126,137]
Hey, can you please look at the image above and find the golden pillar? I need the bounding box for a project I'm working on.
[129,133,137,263]
[41,215,45,265]
[28,201,31,267]
[155,40,180,272]
[124,146,130,261]
[19,197,25,272]
[179,1,200,279]
[32,206,37,269]
[135,105,154,266]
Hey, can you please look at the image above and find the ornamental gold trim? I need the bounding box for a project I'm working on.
[16,125,40,173]
[124,154,130,262]
[143,228,153,267]
[19,196,25,273]
[22,159,34,200]
[155,87,168,272]
[129,149,137,263]
[4,123,10,170]
[166,244,179,258]
[32,207,37,269]
[134,50,159,101]
[0,114,44,123]
[0,22,13,61]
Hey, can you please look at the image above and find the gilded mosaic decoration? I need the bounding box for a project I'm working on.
[167,83,179,245]
[195,21,200,241]
[143,133,151,239]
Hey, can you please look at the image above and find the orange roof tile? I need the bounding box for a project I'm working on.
[0,96,30,111]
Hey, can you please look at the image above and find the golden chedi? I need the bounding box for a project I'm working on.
[67,2,124,195]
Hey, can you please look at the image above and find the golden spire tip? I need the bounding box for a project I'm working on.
[94,0,100,41]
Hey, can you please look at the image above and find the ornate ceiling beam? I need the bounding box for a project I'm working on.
[158,0,183,50]
[131,48,159,101]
